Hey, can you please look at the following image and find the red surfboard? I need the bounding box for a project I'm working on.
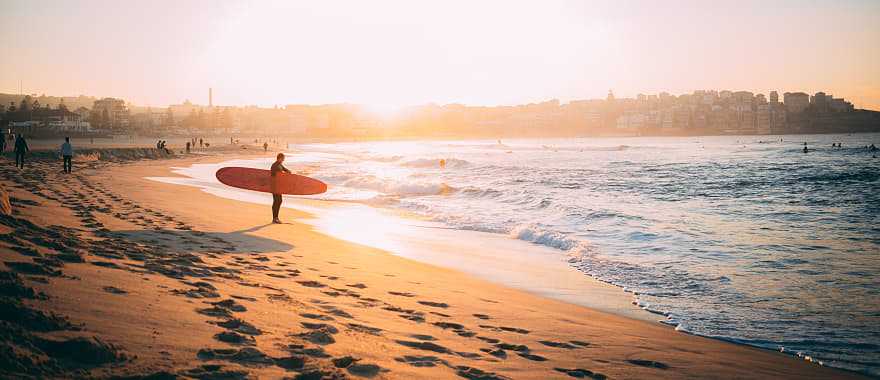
[216,167,328,195]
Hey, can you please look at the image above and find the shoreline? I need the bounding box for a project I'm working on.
[148,159,655,323]
[0,148,868,379]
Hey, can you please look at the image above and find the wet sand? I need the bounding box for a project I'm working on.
[0,148,867,379]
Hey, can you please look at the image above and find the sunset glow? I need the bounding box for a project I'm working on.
[2,0,878,109]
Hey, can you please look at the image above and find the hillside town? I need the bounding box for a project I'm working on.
[0,89,877,139]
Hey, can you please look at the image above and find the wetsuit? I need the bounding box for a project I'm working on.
[270,161,291,221]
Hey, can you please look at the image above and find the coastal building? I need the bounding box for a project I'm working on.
[92,97,129,129]
[810,92,828,113]
[615,111,645,130]
[828,97,854,112]
[169,100,202,123]
[3,106,91,132]
[783,92,810,114]
[756,104,771,134]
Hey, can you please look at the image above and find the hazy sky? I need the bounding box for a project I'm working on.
[1,0,878,110]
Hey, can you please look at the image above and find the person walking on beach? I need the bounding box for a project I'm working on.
[263,142,268,152]
[14,134,28,169]
[61,137,73,173]
[0,133,6,153]
[270,153,291,224]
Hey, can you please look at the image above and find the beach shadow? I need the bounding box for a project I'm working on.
[109,226,295,255]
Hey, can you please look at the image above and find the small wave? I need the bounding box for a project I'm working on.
[364,154,403,163]
[508,223,585,251]
[337,175,454,197]
[401,158,471,168]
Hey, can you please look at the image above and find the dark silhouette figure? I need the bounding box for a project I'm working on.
[61,137,73,173]
[263,142,268,152]
[199,138,203,148]
[270,153,291,224]
[186,141,191,153]
[14,134,28,169]
[803,146,808,154]
[0,134,6,153]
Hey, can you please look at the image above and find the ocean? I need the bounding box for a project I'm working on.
[158,133,880,376]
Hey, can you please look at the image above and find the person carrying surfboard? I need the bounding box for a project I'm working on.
[270,153,291,224]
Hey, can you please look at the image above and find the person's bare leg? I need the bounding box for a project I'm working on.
[272,194,282,223]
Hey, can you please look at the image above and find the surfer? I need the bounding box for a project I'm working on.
[270,153,291,224]
[61,137,73,173]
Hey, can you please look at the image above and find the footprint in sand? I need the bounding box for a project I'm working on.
[214,331,256,345]
[300,313,335,321]
[494,342,529,352]
[394,355,449,368]
[301,322,339,334]
[388,291,415,297]
[538,340,580,349]
[182,365,247,379]
[295,329,336,345]
[297,280,327,288]
[395,340,454,354]
[417,301,449,308]
[478,325,530,334]
[480,347,507,359]
[346,323,383,336]
[210,299,247,312]
[627,359,670,369]
[347,363,387,378]
[554,367,608,379]
[456,366,511,380]
[516,352,548,361]
[102,286,127,295]
[285,343,332,358]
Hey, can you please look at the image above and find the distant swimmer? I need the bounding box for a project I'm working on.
[439,159,446,169]
[803,146,809,153]
[870,144,878,152]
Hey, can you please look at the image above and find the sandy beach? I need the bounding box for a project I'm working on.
[0,147,867,379]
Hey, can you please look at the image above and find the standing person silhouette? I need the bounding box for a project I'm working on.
[270,153,291,224]
[14,134,28,169]
[61,137,73,173]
